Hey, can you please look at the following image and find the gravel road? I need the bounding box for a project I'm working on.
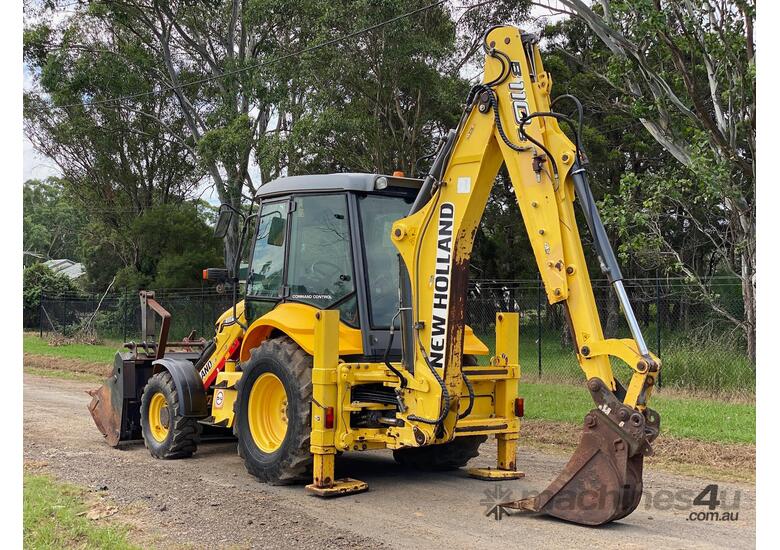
[23,375,755,549]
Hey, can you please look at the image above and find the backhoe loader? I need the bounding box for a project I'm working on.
[88,25,660,526]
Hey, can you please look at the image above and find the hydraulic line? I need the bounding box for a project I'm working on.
[458,371,475,420]
[406,329,450,426]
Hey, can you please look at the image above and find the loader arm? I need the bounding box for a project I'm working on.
[391,26,661,525]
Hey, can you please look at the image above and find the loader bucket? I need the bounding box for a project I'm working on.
[88,351,154,446]
[87,373,124,447]
[502,379,660,525]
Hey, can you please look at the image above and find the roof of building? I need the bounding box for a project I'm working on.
[43,259,86,279]
[254,173,422,199]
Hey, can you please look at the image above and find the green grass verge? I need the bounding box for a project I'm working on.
[520,381,755,444]
[24,367,104,384]
[24,334,118,364]
[24,474,138,550]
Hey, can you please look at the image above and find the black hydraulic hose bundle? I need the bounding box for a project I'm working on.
[458,371,475,420]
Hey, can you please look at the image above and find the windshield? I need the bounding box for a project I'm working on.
[358,193,414,328]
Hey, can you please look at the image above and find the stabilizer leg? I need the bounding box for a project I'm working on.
[305,452,368,498]
[306,309,367,498]
[468,313,524,481]
[468,434,525,480]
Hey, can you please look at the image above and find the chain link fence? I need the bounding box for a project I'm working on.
[27,278,754,394]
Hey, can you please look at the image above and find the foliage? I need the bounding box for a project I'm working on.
[23,263,78,327]
[262,0,468,175]
[550,1,756,358]
[23,11,202,212]
[23,178,86,264]
[24,474,138,549]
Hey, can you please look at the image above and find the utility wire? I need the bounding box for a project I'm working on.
[56,0,449,109]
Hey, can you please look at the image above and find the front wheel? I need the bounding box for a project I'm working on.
[140,371,201,459]
[234,337,312,484]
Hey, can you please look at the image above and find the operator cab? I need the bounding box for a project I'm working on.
[245,173,421,358]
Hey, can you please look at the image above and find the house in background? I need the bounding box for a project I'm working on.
[43,259,86,280]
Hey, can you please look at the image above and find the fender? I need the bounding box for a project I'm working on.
[239,301,488,361]
[240,302,363,361]
[152,357,208,417]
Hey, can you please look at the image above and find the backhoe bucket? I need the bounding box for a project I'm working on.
[502,379,660,525]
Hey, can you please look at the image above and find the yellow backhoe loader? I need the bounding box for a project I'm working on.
[88,25,660,526]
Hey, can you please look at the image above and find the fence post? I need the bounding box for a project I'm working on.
[537,276,542,380]
[39,290,45,337]
[655,276,662,388]
[122,291,128,342]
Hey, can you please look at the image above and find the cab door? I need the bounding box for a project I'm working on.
[245,199,289,322]
[285,194,358,326]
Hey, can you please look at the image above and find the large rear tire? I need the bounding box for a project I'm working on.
[234,336,312,485]
[393,435,487,470]
[140,371,201,459]
[393,354,485,470]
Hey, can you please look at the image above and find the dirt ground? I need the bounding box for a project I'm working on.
[23,374,755,549]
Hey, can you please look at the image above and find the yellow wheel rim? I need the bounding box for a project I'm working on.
[248,373,288,453]
[148,392,170,442]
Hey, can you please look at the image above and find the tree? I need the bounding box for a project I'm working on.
[24,7,204,233]
[79,202,223,290]
[23,178,86,263]
[260,0,469,176]
[79,0,293,269]
[551,0,756,359]
[23,263,78,328]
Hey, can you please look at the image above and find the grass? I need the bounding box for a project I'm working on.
[24,333,119,364]
[520,381,755,444]
[473,327,755,395]
[24,473,137,550]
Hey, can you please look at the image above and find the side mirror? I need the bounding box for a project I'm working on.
[214,205,233,238]
[267,216,286,247]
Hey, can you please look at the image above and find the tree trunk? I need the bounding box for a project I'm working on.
[741,249,756,363]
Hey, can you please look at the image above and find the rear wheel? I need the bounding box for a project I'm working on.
[393,354,485,470]
[234,337,312,484]
[393,435,487,470]
[140,371,201,459]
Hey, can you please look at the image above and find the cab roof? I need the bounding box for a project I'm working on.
[254,173,422,200]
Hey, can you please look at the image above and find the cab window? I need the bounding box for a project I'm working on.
[247,200,288,298]
[286,194,356,322]
[358,193,414,328]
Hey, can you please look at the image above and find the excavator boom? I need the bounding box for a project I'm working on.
[391,25,661,525]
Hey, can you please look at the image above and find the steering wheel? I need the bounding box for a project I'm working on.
[309,260,343,282]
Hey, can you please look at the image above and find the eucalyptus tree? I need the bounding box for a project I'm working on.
[552,0,756,358]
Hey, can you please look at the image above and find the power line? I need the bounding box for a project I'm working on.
[57,0,449,110]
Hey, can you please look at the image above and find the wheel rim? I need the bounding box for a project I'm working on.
[248,373,288,453]
[148,392,170,442]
